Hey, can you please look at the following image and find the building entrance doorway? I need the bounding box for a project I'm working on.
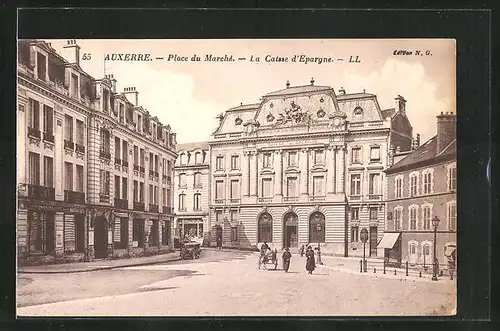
[94,216,108,259]
[75,214,86,253]
[215,225,222,244]
[45,214,55,255]
[283,212,298,249]
[369,226,378,257]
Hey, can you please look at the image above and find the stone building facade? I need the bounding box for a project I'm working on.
[207,80,414,256]
[17,39,177,265]
[383,112,456,267]
[173,142,210,245]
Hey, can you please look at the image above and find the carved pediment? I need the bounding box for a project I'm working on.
[274,101,313,127]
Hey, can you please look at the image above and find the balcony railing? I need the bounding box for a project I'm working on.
[99,194,110,203]
[178,184,188,189]
[139,166,145,173]
[309,196,326,201]
[350,195,362,200]
[162,206,172,214]
[149,170,155,177]
[229,198,240,204]
[64,139,75,150]
[367,194,382,200]
[178,208,187,212]
[75,143,85,154]
[27,184,55,201]
[28,127,41,139]
[214,199,225,204]
[115,157,122,165]
[134,164,140,172]
[99,150,111,160]
[64,190,85,204]
[134,201,145,211]
[284,196,299,202]
[122,160,129,168]
[193,183,203,188]
[43,131,54,143]
[114,198,129,209]
[154,171,159,177]
[258,197,273,203]
[167,176,172,184]
[149,204,159,213]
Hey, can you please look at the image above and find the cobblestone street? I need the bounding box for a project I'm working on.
[17,250,456,316]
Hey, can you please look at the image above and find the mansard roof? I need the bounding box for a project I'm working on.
[385,136,456,174]
[176,141,210,152]
[263,84,332,97]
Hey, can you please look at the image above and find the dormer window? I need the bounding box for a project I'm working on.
[119,104,124,123]
[36,52,47,81]
[70,73,79,99]
[102,88,110,112]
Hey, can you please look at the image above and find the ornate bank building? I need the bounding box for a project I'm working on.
[209,79,414,256]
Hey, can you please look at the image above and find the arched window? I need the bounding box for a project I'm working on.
[178,194,185,211]
[194,172,202,187]
[309,212,325,243]
[258,212,273,243]
[193,193,201,211]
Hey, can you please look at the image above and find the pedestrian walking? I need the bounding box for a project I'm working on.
[305,245,316,274]
[282,247,292,272]
[299,244,305,257]
[216,236,222,250]
[316,243,323,265]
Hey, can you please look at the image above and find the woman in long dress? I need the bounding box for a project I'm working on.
[282,248,292,272]
[305,246,316,274]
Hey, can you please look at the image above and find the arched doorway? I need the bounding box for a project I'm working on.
[257,212,273,243]
[309,212,325,243]
[283,212,298,249]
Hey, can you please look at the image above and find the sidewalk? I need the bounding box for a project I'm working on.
[18,252,181,274]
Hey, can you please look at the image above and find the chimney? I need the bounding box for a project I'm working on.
[395,95,407,114]
[62,39,81,65]
[310,77,315,86]
[106,74,117,93]
[415,133,420,148]
[436,111,456,154]
[338,87,346,95]
[286,80,290,89]
[388,144,395,166]
[123,87,139,106]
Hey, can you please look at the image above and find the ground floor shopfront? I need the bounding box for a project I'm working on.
[17,198,174,266]
[207,203,385,256]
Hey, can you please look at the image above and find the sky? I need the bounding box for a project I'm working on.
[46,39,456,144]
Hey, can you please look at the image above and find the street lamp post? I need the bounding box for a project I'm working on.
[431,216,440,281]
[360,228,368,272]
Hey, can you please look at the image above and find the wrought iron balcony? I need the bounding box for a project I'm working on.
[258,197,273,203]
[284,196,299,202]
[64,139,74,150]
[309,196,326,201]
[229,198,241,204]
[75,143,85,154]
[133,164,140,171]
[149,204,159,213]
[43,131,54,143]
[134,201,145,211]
[367,194,382,200]
[139,166,145,173]
[122,160,129,168]
[64,190,85,204]
[167,176,172,184]
[193,184,203,188]
[349,195,362,201]
[28,127,41,139]
[115,157,122,165]
[214,199,225,204]
[113,198,128,209]
[154,171,159,177]
[27,184,55,201]
[162,206,172,214]
[99,149,111,160]
[99,194,110,203]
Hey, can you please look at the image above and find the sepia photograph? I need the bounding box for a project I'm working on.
[16,38,457,316]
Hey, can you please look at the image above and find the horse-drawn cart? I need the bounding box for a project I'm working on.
[180,242,201,260]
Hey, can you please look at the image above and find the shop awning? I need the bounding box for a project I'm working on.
[377,233,401,249]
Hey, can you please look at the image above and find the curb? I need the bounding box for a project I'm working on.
[18,257,183,274]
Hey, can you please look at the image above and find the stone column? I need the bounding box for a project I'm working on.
[249,152,257,197]
[327,147,336,195]
[274,150,283,197]
[17,92,28,186]
[255,151,259,196]
[242,152,250,196]
[128,213,134,254]
[87,215,95,261]
[127,140,134,209]
[336,146,346,194]
[300,149,309,196]
[54,107,65,201]
[87,116,100,204]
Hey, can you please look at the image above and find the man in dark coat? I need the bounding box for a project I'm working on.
[216,237,222,250]
[282,247,292,272]
[305,246,316,274]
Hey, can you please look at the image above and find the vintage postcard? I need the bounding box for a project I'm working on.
[16,38,456,316]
